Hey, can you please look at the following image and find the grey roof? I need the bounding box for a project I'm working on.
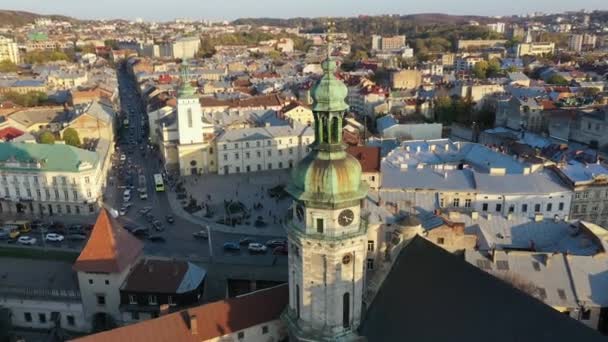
[473,171,570,194]
[567,255,608,307]
[381,166,477,191]
[559,161,608,185]
[9,107,72,127]
[359,236,604,341]
[217,124,313,143]
[465,250,579,308]
[0,257,79,294]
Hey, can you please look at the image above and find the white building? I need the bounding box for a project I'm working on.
[171,37,201,60]
[0,35,19,64]
[216,123,314,175]
[0,141,112,216]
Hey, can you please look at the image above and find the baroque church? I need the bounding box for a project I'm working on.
[74,56,605,342]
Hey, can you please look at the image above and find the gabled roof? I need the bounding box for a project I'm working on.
[73,209,143,274]
[70,284,288,342]
[346,146,381,173]
[121,259,206,294]
[359,236,603,341]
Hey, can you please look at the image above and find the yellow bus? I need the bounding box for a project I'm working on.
[154,174,164,192]
[3,220,30,233]
[2,226,20,239]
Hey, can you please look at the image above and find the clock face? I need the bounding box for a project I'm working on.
[338,209,355,226]
[342,253,352,265]
[296,205,304,222]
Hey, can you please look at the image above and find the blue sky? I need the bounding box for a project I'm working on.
[2,0,607,21]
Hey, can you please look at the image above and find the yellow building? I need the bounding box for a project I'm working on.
[279,102,313,125]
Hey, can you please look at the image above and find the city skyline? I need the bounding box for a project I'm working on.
[1,0,608,21]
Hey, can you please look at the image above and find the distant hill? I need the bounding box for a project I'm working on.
[0,10,76,27]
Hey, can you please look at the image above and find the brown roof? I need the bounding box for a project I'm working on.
[280,101,309,113]
[121,259,190,293]
[200,94,284,109]
[347,146,381,173]
[71,284,289,342]
[73,209,143,274]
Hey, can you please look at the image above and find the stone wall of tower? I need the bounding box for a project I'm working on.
[177,97,204,145]
[288,231,367,336]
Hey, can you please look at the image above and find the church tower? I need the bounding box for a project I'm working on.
[282,57,369,341]
[177,60,204,145]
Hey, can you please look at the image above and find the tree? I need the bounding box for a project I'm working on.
[546,74,569,86]
[472,60,489,79]
[39,131,55,144]
[0,59,18,73]
[487,58,502,78]
[352,49,369,61]
[1,91,48,107]
[62,128,81,147]
[23,50,70,64]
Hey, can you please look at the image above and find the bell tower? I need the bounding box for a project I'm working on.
[177,60,203,145]
[282,56,368,341]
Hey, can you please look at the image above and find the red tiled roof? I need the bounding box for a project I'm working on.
[0,127,24,141]
[200,94,284,109]
[70,284,289,342]
[73,209,143,274]
[347,146,381,173]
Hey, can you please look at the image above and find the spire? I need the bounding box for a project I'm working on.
[178,59,196,98]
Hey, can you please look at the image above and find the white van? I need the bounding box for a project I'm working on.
[123,189,131,202]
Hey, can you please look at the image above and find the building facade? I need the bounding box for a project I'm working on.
[0,36,19,64]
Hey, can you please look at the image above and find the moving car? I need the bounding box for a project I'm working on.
[248,242,268,253]
[45,233,65,242]
[165,215,174,224]
[192,230,208,239]
[273,245,288,255]
[66,234,87,241]
[17,236,37,245]
[123,189,131,202]
[148,235,165,242]
[239,237,255,245]
[223,242,240,251]
[120,154,126,161]
[266,239,287,248]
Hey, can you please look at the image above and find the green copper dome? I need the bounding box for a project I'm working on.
[286,149,367,207]
[178,59,196,98]
[286,57,367,208]
[310,59,349,112]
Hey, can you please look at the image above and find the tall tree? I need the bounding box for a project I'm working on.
[62,128,81,147]
[39,131,55,144]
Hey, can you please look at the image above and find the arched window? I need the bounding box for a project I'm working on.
[296,285,301,318]
[331,116,340,143]
[343,292,350,328]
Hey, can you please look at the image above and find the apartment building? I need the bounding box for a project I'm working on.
[516,42,555,57]
[0,141,111,216]
[0,36,19,64]
[216,124,314,175]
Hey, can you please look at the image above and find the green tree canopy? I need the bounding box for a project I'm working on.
[23,50,70,64]
[487,58,502,78]
[62,128,81,147]
[547,74,569,85]
[472,60,489,79]
[1,91,48,107]
[39,131,55,144]
[0,59,18,73]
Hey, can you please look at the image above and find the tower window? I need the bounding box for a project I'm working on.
[316,218,324,233]
[343,292,350,328]
[187,108,193,128]
[296,285,300,318]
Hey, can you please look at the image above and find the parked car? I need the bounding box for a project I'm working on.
[248,242,268,253]
[120,154,126,161]
[131,227,149,237]
[17,236,37,245]
[153,222,164,232]
[223,242,240,251]
[68,225,84,234]
[148,235,165,242]
[266,239,287,248]
[239,237,255,245]
[66,234,87,241]
[273,245,288,255]
[193,230,208,239]
[0,230,9,240]
[165,215,174,224]
[139,207,152,215]
[45,233,65,242]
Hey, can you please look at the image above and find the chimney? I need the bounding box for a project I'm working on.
[160,304,170,316]
[445,143,450,151]
[471,211,479,220]
[190,313,198,335]
[416,146,421,153]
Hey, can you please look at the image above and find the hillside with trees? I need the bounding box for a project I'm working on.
[0,10,75,26]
